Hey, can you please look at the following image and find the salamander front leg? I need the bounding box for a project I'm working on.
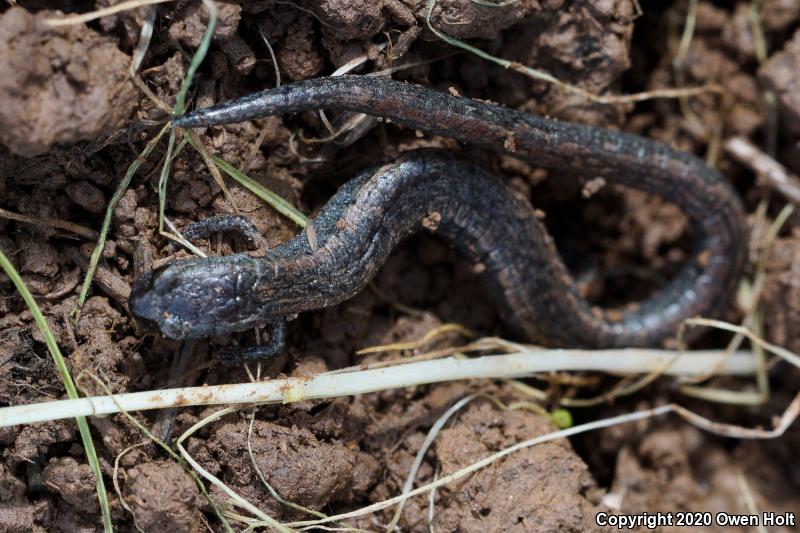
[178,214,264,250]
[218,318,286,365]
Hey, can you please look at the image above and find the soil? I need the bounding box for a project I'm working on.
[1,1,799,532]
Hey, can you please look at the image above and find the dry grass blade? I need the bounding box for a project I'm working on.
[113,441,149,532]
[672,0,716,144]
[310,41,389,139]
[0,349,757,426]
[129,6,157,75]
[258,26,281,87]
[672,391,800,438]
[736,471,768,533]
[679,204,792,404]
[42,0,173,26]
[678,387,767,406]
[200,147,310,228]
[686,317,800,369]
[356,323,473,355]
[560,356,675,407]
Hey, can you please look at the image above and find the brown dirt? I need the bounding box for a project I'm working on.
[193,418,361,518]
[123,460,201,533]
[608,422,800,532]
[762,231,800,354]
[0,7,138,157]
[0,0,799,531]
[760,27,800,136]
[428,401,605,532]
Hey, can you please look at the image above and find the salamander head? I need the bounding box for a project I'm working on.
[129,255,265,340]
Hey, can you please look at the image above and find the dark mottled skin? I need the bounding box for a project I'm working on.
[130,77,746,349]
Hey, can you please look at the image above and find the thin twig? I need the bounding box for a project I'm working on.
[0,207,98,240]
[66,249,131,304]
[725,136,800,205]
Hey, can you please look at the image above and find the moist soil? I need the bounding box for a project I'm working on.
[1,1,800,531]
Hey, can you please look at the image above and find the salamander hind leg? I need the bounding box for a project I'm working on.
[217,319,286,365]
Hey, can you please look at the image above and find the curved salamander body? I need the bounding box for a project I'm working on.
[130,77,746,349]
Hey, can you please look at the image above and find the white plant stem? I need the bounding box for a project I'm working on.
[0,349,756,427]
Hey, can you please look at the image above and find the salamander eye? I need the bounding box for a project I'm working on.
[150,266,181,295]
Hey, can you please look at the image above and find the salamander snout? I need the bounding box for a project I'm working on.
[130,255,264,340]
[130,266,194,340]
[129,270,158,331]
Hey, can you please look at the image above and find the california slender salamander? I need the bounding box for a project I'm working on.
[129,77,746,353]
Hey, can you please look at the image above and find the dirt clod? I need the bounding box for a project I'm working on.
[763,232,800,354]
[760,28,800,136]
[65,181,105,214]
[9,422,76,470]
[499,0,636,125]
[421,0,539,40]
[613,424,800,530]
[0,462,51,532]
[277,15,324,81]
[168,0,242,48]
[430,402,605,532]
[196,419,357,518]
[42,457,98,514]
[0,7,137,157]
[312,0,385,40]
[123,461,200,533]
